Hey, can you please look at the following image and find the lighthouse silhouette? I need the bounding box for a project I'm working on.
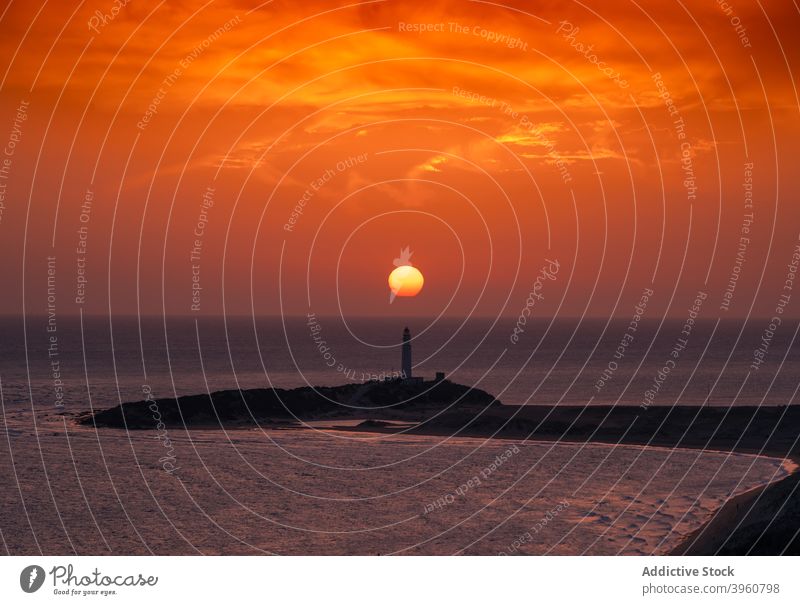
[401,327,412,379]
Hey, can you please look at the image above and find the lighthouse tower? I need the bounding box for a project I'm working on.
[401,327,412,379]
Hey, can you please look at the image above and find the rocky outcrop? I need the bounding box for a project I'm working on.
[80,379,500,429]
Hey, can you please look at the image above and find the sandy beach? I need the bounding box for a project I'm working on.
[2,398,797,555]
[330,403,800,555]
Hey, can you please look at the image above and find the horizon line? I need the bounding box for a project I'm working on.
[4,313,800,321]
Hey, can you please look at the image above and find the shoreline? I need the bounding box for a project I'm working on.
[79,383,800,555]
[329,418,800,556]
[324,409,800,556]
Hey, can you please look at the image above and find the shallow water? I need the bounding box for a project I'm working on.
[0,407,789,555]
[3,316,799,412]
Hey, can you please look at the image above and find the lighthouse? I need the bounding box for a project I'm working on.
[401,327,412,379]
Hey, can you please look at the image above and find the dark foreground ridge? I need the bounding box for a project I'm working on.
[79,378,499,429]
[671,471,800,556]
[359,404,800,461]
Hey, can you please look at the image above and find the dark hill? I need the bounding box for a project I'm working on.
[80,379,500,429]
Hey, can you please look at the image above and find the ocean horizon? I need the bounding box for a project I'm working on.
[2,315,798,412]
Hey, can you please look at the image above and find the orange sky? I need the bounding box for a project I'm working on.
[0,0,798,318]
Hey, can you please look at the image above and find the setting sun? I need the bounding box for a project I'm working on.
[389,265,425,298]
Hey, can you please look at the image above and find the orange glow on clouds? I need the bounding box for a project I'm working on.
[0,1,798,317]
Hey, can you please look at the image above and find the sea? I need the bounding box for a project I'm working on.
[1,315,798,410]
[1,315,797,555]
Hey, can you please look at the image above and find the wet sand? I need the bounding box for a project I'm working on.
[331,403,800,555]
